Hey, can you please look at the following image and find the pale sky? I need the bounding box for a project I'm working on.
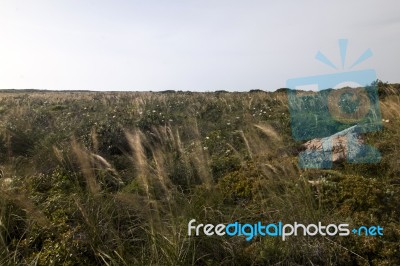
[0,0,399,91]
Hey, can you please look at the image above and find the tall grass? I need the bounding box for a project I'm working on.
[0,88,398,265]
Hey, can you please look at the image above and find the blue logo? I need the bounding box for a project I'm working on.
[286,39,382,168]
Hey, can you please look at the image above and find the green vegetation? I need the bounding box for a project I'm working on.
[0,85,399,265]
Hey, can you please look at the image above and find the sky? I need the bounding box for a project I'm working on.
[0,0,399,91]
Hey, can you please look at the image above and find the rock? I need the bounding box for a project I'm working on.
[299,125,381,168]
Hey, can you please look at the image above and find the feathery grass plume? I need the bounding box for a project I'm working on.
[188,118,213,188]
[190,136,213,188]
[380,96,400,120]
[125,130,161,254]
[172,128,197,188]
[125,130,151,198]
[52,145,64,163]
[152,148,173,197]
[73,197,94,230]
[5,131,12,159]
[125,125,205,265]
[275,90,289,107]
[254,123,282,142]
[91,153,124,188]
[247,95,254,110]
[238,130,253,159]
[71,138,101,195]
[91,127,99,153]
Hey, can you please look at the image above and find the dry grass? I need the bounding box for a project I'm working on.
[0,87,398,265]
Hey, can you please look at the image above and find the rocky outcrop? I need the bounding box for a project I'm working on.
[299,125,381,168]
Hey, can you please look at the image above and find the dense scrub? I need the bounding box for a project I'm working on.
[0,86,399,265]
